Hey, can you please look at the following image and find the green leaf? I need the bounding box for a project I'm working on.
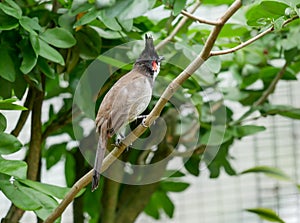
[184,154,200,176]
[158,191,174,218]
[160,181,189,192]
[173,0,186,15]
[0,1,22,19]
[19,179,70,199]
[98,11,122,31]
[29,33,40,55]
[242,0,255,5]
[261,1,289,16]
[40,27,76,48]
[19,16,41,34]
[246,3,283,26]
[118,19,133,32]
[260,104,300,120]
[0,132,22,154]
[0,112,6,132]
[45,143,66,169]
[205,56,222,73]
[98,55,128,69]
[0,98,27,110]
[241,166,291,181]
[232,125,266,138]
[0,45,16,82]
[0,78,12,99]
[28,187,59,221]
[163,170,185,178]
[144,194,160,219]
[13,72,28,100]
[0,179,42,210]
[19,39,38,74]
[201,126,232,146]
[0,10,18,30]
[38,38,65,65]
[93,27,123,39]
[203,0,234,4]
[75,26,101,59]
[118,0,150,20]
[37,58,55,79]
[65,152,76,187]
[205,140,236,178]
[246,208,285,223]
[74,7,101,27]
[273,16,285,31]
[0,157,27,179]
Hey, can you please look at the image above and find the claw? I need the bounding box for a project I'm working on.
[142,118,149,128]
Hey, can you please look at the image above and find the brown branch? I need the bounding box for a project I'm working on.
[181,10,220,26]
[11,87,35,137]
[44,1,242,222]
[4,82,45,223]
[210,16,299,56]
[27,84,45,181]
[115,142,170,223]
[155,0,201,51]
[254,62,288,106]
[101,177,121,223]
[232,61,289,125]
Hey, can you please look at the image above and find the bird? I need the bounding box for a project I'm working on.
[92,34,164,191]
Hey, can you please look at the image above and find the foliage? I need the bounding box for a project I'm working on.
[0,0,299,222]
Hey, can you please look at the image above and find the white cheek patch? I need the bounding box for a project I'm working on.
[153,62,160,80]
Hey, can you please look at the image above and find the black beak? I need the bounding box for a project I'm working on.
[158,56,164,62]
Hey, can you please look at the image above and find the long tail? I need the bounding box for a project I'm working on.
[92,127,107,192]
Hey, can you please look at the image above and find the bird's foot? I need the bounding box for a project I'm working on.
[137,115,147,120]
[141,117,149,128]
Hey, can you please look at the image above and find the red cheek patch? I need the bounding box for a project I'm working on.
[152,61,157,71]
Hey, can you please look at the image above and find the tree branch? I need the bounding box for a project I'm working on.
[181,10,220,26]
[44,1,242,222]
[11,87,35,137]
[155,0,201,51]
[232,61,289,125]
[27,84,45,181]
[4,81,45,223]
[101,178,120,223]
[210,16,299,56]
[254,62,288,107]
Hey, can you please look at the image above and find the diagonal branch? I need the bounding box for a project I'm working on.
[155,0,201,51]
[254,62,288,107]
[11,87,35,137]
[181,10,220,26]
[232,61,289,125]
[44,1,242,222]
[210,16,299,56]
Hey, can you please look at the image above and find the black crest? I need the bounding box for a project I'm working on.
[136,34,162,62]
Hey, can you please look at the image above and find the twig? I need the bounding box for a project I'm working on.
[44,1,242,222]
[254,62,288,106]
[11,87,35,137]
[181,10,220,26]
[210,16,299,56]
[232,61,289,125]
[211,27,273,56]
[155,0,201,51]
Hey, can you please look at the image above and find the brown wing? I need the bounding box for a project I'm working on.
[95,70,152,136]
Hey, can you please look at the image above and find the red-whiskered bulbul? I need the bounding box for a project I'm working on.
[92,34,163,191]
